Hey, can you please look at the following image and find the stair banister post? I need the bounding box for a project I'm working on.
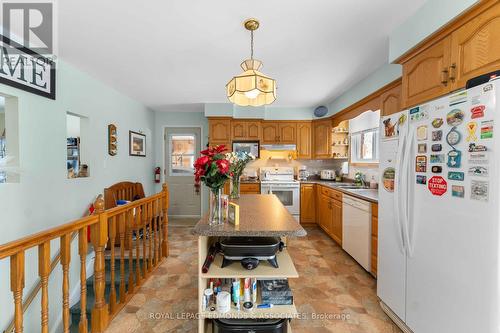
[90,194,109,333]
[161,183,169,257]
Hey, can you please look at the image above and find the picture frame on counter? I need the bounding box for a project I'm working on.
[129,130,146,157]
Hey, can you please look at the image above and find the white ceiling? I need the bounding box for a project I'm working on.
[58,0,427,111]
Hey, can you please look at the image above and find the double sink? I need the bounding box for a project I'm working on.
[330,183,371,190]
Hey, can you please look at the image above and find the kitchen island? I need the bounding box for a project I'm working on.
[193,194,306,333]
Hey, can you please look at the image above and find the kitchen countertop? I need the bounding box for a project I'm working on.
[301,180,378,203]
[192,194,307,237]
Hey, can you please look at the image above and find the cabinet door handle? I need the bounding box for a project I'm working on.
[449,63,456,82]
[441,68,449,86]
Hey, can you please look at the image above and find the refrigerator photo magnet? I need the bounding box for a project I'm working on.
[428,176,448,196]
[480,120,494,139]
[432,118,444,128]
[417,125,428,141]
[452,185,465,198]
[418,143,427,154]
[447,149,462,168]
[381,113,407,139]
[446,109,465,126]
[466,122,478,142]
[416,175,427,185]
[416,155,427,172]
[471,180,489,202]
[432,130,443,141]
[382,168,395,192]
[410,105,429,122]
[446,127,462,146]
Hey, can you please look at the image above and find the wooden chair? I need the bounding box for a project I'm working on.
[104,182,145,247]
[104,182,145,209]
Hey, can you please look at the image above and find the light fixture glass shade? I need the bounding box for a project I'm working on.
[226,59,276,107]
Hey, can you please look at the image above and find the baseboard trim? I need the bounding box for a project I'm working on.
[379,300,413,333]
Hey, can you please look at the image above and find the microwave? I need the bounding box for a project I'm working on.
[232,141,260,158]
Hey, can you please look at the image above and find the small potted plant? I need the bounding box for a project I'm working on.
[194,145,231,225]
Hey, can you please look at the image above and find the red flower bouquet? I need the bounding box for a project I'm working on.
[194,145,231,225]
[194,145,231,191]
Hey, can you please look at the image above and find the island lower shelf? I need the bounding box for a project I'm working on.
[201,249,299,279]
[198,235,300,333]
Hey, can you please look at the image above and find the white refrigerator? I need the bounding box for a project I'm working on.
[378,79,500,333]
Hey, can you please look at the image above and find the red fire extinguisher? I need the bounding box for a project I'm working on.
[154,167,161,183]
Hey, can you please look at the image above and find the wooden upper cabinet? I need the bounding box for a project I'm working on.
[261,122,279,144]
[401,36,451,108]
[296,122,312,159]
[380,82,402,116]
[231,120,261,141]
[278,123,297,144]
[450,2,500,89]
[209,118,231,143]
[313,120,332,159]
[232,121,247,140]
[246,121,261,140]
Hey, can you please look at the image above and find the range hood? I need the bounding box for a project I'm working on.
[260,144,297,151]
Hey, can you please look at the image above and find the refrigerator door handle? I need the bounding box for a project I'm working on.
[393,124,407,253]
[402,126,416,258]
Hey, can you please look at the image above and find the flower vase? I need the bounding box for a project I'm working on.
[209,188,223,225]
[229,174,241,199]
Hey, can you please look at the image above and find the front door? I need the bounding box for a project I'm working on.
[165,127,201,217]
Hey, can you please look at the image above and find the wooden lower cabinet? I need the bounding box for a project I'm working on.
[300,184,316,224]
[371,202,379,277]
[318,193,333,236]
[240,183,260,194]
[317,185,343,246]
[331,198,342,246]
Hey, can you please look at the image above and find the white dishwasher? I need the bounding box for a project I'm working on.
[342,195,372,272]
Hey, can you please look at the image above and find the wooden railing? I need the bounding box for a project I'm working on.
[1,183,169,333]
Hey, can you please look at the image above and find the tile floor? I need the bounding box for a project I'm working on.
[105,226,402,333]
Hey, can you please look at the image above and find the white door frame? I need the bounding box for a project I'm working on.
[163,125,204,217]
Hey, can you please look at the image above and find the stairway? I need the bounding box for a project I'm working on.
[69,248,145,332]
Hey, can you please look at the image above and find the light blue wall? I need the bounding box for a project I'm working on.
[204,103,315,120]
[0,60,155,332]
[389,0,478,62]
[326,64,402,116]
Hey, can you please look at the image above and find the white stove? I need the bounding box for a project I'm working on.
[260,167,300,220]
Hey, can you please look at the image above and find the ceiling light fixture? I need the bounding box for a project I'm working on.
[226,18,276,107]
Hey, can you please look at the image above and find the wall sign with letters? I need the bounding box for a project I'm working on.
[0,35,56,100]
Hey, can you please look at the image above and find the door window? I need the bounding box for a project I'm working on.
[169,134,196,176]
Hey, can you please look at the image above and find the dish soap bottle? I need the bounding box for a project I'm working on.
[369,176,378,189]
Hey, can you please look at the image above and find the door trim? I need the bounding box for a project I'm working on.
[163,125,204,216]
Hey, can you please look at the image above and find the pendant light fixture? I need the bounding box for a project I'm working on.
[226,18,276,107]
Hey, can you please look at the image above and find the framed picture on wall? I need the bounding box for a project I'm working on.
[129,131,146,157]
